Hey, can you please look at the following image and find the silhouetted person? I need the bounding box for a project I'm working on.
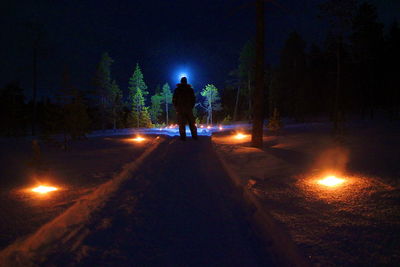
[173,77,198,141]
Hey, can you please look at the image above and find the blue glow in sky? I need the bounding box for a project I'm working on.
[169,63,207,91]
[178,72,188,80]
[174,65,191,84]
[171,63,201,88]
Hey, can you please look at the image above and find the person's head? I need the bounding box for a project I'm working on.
[180,77,187,85]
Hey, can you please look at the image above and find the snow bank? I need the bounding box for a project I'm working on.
[212,122,400,266]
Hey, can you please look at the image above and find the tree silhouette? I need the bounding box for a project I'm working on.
[319,0,357,135]
[128,63,151,127]
[251,0,265,148]
[93,52,114,130]
[110,80,123,130]
[150,93,163,124]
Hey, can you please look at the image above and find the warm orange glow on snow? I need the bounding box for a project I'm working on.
[32,185,58,194]
[234,133,247,140]
[318,175,345,187]
[132,136,145,142]
[297,172,390,203]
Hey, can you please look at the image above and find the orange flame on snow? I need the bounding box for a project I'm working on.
[32,185,58,194]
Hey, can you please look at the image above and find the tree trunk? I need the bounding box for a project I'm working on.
[334,39,342,135]
[165,97,169,125]
[210,108,213,125]
[32,46,38,136]
[113,111,117,131]
[136,103,140,128]
[251,0,264,148]
[233,86,240,121]
[210,93,213,125]
[248,73,252,120]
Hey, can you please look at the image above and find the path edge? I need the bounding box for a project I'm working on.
[213,143,311,267]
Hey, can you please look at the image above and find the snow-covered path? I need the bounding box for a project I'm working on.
[49,136,274,266]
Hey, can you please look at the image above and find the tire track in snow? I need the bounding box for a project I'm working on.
[0,137,166,267]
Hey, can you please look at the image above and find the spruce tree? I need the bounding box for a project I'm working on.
[93,52,113,129]
[351,2,384,118]
[128,63,152,127]
[0,82,26,136]
[279,31,307,120]
[386,21,400,118]
[131,87,152,128]
[61,67,90,140]
[110,80,123,130]
[64,89,90,139]
[239,40,256,118]
[131,88,145,128]
[319,0,357,134]
[141,107,153,128]
[128,63,148,100]
[150,93,163,124]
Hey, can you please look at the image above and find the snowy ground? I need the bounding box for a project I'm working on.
[2,121,399,266]
[0,134,163,251]
[212,120,400,266]
[0,130,275,266]
[0,124,227,254]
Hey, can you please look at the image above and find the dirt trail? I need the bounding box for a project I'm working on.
[51,137,274,266]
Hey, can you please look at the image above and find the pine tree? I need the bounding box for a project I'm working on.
[238,40,256,119]
[150,93,163,124]
[279,31,307,120]
[110,80,123,130]
[200,84,222,125]
[64,89,90,139]
[60,67,90,140]
[319,0,357,135]
[140,107,153,128]
[351,2,384,118]
[161,82,172,124]
[386,21,400,118]
[0,82,26,136]
[93,52,113,129]
[131,88,145,128]
[251,0,265,148]
[128,63,152,127]
[128,63,148,100]
[130,87,153,128]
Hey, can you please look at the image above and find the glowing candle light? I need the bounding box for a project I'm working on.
[234,133,247,140]
[32,185,58,194]
[132,136,145,142]
[318,175,345,187]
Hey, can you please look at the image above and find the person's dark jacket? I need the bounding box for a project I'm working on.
[173,84,195,112]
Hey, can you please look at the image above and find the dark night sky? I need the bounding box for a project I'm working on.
[1,0,399,99]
